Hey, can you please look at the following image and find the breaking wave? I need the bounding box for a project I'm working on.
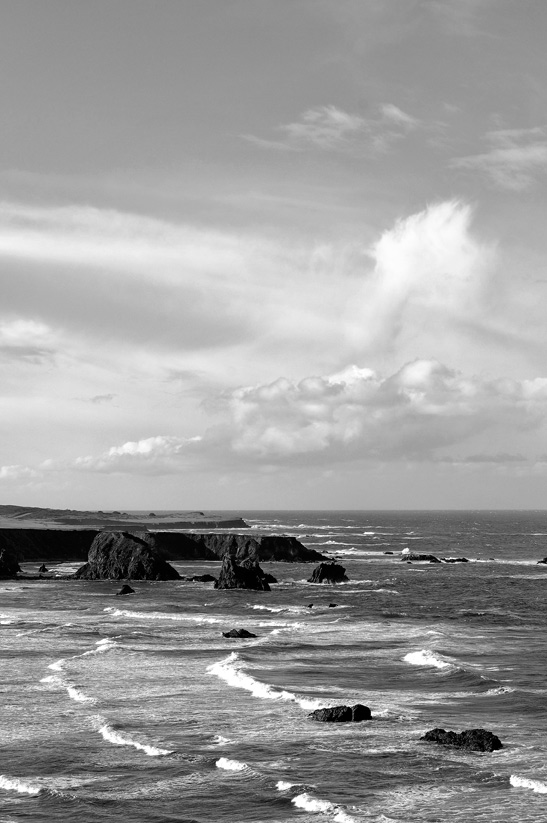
[0,775,41,795]
[95,716,173,757]
[215,757,248,771]
[208,652,323,710]
[510,775,547,793]
[403,650,452,670]
[41,674,96,705]
[291,792,358,822]
[104,607,222,624]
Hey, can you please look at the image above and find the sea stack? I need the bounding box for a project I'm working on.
[214,554,271,590]
[0,547,20,578]
[74,531,181,580]
[307,562,348,584]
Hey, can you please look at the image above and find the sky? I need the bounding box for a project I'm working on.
[2,0,547,510]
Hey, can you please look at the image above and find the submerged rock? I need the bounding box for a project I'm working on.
[442,557,469,563]
[214,555,271,591]
[74,531,181,581]
[222,628,257,638]
[537,557,547,565]
[309,704,371,723]
[328,603,338,608]
[188,574,217,583]
[116,584,135,596]
[420,728,503,752]
[0,547,20,578]
[307,562,348,584]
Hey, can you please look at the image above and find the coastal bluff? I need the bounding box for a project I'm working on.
[0,506,326,564]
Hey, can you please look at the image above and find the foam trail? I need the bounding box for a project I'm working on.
[0,775,41,795]
[48,659,66,671]
[404,650,451,669]
[510,775,547,793]
[208,652,323,710]
[216,757,248,771]
[41,674,96,705]
[95,716,173,756]
[104,607,221,624]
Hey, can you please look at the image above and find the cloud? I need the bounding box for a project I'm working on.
[89,394,115,404]
[451,127,547,190]
[0,318,57,364]
[0,464,39,483]
[244,103,420,154]
[11,358,547,482]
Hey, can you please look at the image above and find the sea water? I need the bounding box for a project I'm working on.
[1,510,547,822]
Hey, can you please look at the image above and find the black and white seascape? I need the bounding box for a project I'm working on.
[3,510,547,822]
[3,3,547,822]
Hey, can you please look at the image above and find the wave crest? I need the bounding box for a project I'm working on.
[403,649,451,669]
[510,775,547,793]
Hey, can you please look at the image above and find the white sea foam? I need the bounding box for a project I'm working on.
[510,775,547,793]
[292,792,335,812]
[104,607,222,624]
[208,652,323,710]
[212,735,232,745]
[95,716,173,756]
[48,658,66,671]
[0,775,41,795]
[41,674,96,704]
[403,649,451,669]
[276,780,296,791]
[215,757,248,771]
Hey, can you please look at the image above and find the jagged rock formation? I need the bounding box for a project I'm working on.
[401,549,441,563]
[309,704,371,722]
[74,532,180,581]
[222,629,257,638]
[172,533,325,563]
[537,557,547,564]
[116,584,135,595]
[38,563,48,573]
[420,728,502,752]
[308,562,348,583]
[214,555,270,591]
[0,547,20,578]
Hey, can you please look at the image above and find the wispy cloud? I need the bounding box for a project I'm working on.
[243,103,420,155]
[451,127,547,190]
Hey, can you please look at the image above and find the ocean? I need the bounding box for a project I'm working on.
[2,510,547,822]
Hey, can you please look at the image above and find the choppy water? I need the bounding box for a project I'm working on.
[2,510,547,822]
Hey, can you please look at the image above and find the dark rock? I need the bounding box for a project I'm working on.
[214,555,271,591]
[420,728,503,752]
[537,558,547,565]
[0,547,21,578]
[239,557,277,584]
[116,584,135,595]
[384,551,394,555]
[309,704,372,723]
[189,573,217,583]
[222,628,257,638]
[328,603,338,608]
[73,532,181,581]
[174,532,326,563]
[307,603,313,608]
[442,557,469,563]
[38,564,49,573]
[308,562,348,584]
[401,551,441,563]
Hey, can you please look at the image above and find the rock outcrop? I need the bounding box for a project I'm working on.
[222,629,257,638]
[537,557,547,565]
[309,704,371,722]
[442,557,469,563]
[401,549,441,563]
[0,547,20,578]
[214,555,270,591]
[171,533,326,563]
[116,584,135,595]
[420,728,502,752]
[308,562,348,584]
[74,532,181,581]
[187,573,217,583]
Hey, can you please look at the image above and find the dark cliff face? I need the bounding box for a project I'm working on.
[74,532,181,581]
[2,528,326,563]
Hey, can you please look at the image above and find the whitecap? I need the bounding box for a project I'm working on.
[215,757,247,771]
[40,674,96,705]
[0,775,41,795]
[104,607,222,624]
[212,735,232,746]
[276,780,296,791]
[510,775,547,793]
[208,652,323,710]
[403,649,451,669]
[290,790,357,820]
[95,716,173,756]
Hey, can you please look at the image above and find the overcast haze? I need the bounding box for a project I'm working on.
[2,0,547,509]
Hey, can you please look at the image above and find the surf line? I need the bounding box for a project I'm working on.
[207,652,323,711]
